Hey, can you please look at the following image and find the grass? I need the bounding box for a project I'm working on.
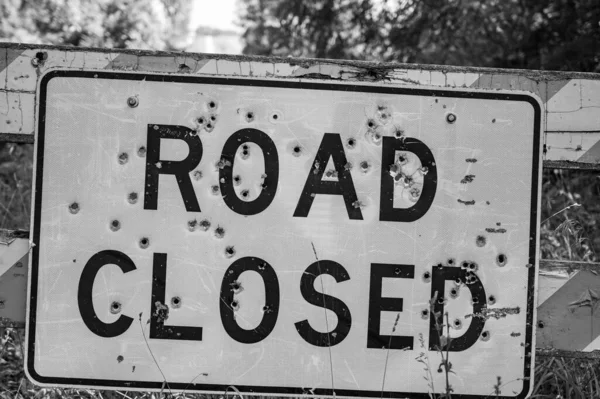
[2,144,600,398]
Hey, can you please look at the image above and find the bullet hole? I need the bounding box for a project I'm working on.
[420,166,429,175]
[476,235,486,247]
[292,145,302,156]
[325,169,338,178]
[258,262,266,271]
[240,189,250,199]
[397,153,408,165]
[389,164,401,176]
[193,170,203,180]
[137,146,146,157]
[526,263,534,268]
[118,152,129,165]
[471,296,479,305]
[394,128,404,139]
[214,226,225,239]
[468,262,478,272]
[197,116,205,125]
[231,300,240,311]
[155,161,162,169]
[205,122,214,131]
[230,281,242,292]
[127,96,139,108]
[210,114,217,122]
[394,267,401,275]
[110,301,122,314]
[211,185,220,195]
[128,192,138,204]
[360,161,370,172]
[199,219,211,231]
[110,219,121,231]
[344,162,352,171]
[453,319,463,329]
[225,246,236,258]
[272,114,278,120]
[216,158,232,169]
[170,296,182,308]
[240,144,250,159]
[480,331,490,341]
[437,297,446,305]
[497,253,507,267]
[188,219,197,231]
[447,258,455,266]
[488,295,496,305]
[449,287,459,299]
[421,309,429,319]
[245,111,254,122]
[461,261,469,269]
[492,118,496,123]
[36,51,47,61]
[446,112,457,124]
[233,175,242,186]
[352,200,364,209]
[139,237,150,249]
[537,321,545,329]
[366,119,376,129]
[372,132,382,144]
[263,305,272,313]
[208,100,217,110]
[68,202,80,214]
[409,187,421,201]
[422,271,431,282]
[117,355,124,363]
[220,178,225,184]
[153,125,159,130]
[346,138,356,149]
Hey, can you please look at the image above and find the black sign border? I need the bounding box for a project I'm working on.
[28,70,541,399]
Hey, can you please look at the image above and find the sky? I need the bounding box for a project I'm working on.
[190,0,240,32]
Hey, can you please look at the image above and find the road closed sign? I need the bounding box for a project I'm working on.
[27,70,541,398]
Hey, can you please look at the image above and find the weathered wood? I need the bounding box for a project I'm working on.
[1,42,600,165]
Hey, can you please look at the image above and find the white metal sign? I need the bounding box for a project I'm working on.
[27,71,541,398]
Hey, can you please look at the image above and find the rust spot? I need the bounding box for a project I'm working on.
[457,199,475,205]
[153,301,169,323]
[486,227,507,233]
[461,174,475,184]
[465,158,477,163]
[466,306,521,320]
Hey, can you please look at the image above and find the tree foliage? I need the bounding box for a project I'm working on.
[0,0,193,50]
[239,0,600,72]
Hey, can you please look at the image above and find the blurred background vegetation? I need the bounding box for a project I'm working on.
[1,0,600,397]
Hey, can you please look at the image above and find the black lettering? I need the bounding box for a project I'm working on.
[294,133,362,220]
[429,266,486,351]
[294,260,352,347]
[379,136,437,222]
[150,253,202,340]
[219,128,279,215]
[144,124,202,212]
[77,250,135,338]
[220,257,279,343]
[367,263,414,349]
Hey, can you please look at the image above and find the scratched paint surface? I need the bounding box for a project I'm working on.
[28,71,540,397]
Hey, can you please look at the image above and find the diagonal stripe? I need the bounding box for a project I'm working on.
[469,75,571,104]
[0,48,25,76]
[577,139,600,163]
